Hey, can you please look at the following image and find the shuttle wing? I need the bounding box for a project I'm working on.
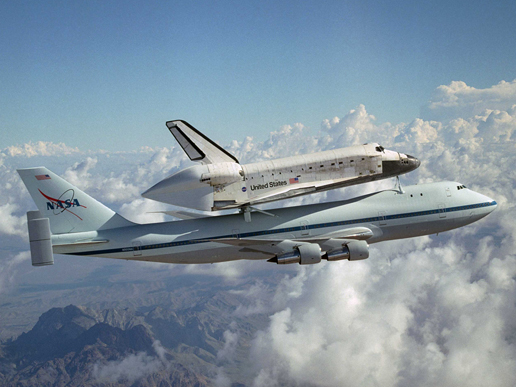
[167,120,239,165]
[223,175,364,210]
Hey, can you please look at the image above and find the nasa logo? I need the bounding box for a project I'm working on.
[38,189,86,220]
[242,187,247,192]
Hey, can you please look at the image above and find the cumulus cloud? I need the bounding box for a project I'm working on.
[118,198,167,224]
[62,157,98,187]
[245,235,516,387]
[92,340,167,383]
[422,80,516,122]
[216,321,240,364]
[0,202,27,238]
[3,141,80,158]
[0,251,31,294]
[2,79,516,386]
[181,260,265,282]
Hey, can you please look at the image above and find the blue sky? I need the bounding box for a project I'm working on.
[1,0,515,151]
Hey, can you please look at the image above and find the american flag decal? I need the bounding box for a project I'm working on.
[36,174,51,180]
[289,177,299,184]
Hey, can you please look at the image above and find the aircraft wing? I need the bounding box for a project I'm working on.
[148,210,216,220]
[208,226,373,255]
[166,120,239,165]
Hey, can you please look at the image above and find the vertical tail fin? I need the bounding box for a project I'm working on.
[17,167,133,234]
[166,120,239,165]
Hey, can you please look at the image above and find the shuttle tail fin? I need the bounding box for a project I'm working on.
[17,167,133,235]
[166,120,239,165]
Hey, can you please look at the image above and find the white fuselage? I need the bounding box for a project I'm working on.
[53,181,496,264]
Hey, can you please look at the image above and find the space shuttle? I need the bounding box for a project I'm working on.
[142,120,420,215]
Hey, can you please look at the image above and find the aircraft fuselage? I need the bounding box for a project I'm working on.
[52,181,496,264]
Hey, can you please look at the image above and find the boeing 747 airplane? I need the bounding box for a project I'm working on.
[18,167,496,266]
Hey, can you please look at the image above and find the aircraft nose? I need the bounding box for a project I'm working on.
[381,152,421,176]
[485,196,497,214]
[473,192,497,218]
[405,154,421,171]
[402,155,421,172]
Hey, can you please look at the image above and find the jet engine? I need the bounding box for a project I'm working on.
[271,243,323,265]
[324,240,369,261]
[269,241,369,265]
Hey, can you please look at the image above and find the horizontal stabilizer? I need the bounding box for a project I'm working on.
[166,120,239,165]
[55,239,109,247]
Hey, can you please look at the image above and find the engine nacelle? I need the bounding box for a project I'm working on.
[27,210,54,266]
[324,240,369,261]
[201,162,243,186]
[270,243,322,265]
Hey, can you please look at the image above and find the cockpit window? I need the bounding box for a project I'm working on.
[375,145,385,152]
[457,185,467,190]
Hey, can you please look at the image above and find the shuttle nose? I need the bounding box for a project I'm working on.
[405,154,421,171]
[381,152,421,177]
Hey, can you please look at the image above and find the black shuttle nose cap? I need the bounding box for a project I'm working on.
[406,154,421,169]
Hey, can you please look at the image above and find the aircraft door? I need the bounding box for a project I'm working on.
[132,241,142,256]
[438,204,446,218]
[300,221,310,236]
[378,211,387,226]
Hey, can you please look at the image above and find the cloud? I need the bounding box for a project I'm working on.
[0,202,27,238]
[422,80,516,122]
[217,321,239,362]
[219,80,516,386]
[3,141,80,158]
[0,251,31,295]
[181,260,267,282]
[118,198,167,224]
[2,79,516,386]
[245,237,516,387]
[92,340,166,383]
